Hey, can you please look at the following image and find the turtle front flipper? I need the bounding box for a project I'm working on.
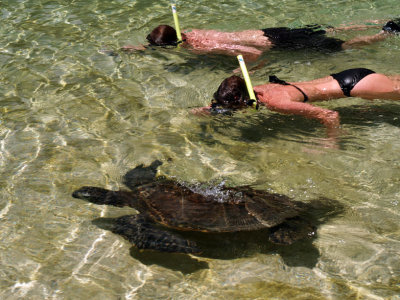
[72,186,133,207]
[123,160,163,190]
[111,214,201,254]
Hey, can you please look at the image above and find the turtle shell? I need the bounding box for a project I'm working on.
[133,180,306,232]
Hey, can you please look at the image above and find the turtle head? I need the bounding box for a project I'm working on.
[72,186,126,207]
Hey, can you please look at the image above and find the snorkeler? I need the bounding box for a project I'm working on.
[122,20,400,61]
[196,68,400,133]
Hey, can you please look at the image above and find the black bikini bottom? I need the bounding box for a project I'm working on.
[269,68,376,101]
[262,25,344,52]
[331,68,376,96]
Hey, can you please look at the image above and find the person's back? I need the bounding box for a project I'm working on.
[183,29,270,48]
[182,29,270,60]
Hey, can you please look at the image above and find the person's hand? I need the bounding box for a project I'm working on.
[190,107,211,115]
[322,110,340,128]
[121,45,147,52]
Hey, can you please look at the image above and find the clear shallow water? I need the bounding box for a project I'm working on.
[1,0,400,299]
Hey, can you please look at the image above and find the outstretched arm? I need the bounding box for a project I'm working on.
[254,86,340,128]
[267,98,340,128]
[258,94,340,142]
[191,106,211,115]
[121,42,262,60]
[120,44,147,52]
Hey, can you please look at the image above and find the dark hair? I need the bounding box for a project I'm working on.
[212,76,257,110]
[146,25,179,47]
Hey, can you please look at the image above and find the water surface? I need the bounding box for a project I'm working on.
[1,0,400,299]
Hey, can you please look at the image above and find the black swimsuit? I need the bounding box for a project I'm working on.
[262,25,344,52]
[270,68,375,101]
[330,68,375,96]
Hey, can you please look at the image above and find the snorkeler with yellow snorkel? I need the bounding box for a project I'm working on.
[122,4,400,61]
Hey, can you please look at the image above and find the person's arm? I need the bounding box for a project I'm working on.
[268,98,339,128]
[190,106,211,115]
[260,94,341,142]
[120,44,147,52]
[254,86,340,128]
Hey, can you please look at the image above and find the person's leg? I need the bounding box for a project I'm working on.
[350,74,400,100]
[341,32,388,49]
[342,19,400,49]
[326,24,381,33]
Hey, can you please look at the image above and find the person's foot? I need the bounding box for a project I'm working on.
[382,20,400,33]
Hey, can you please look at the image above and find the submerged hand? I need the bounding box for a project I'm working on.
[190,107,211,115]
[121,45,147,52]
[322,110,340,129]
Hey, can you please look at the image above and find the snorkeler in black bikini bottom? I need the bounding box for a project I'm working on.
[268,68,376,102]
[330,68,376,96]
[195,66,400,135]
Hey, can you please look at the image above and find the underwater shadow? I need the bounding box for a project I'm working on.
[196,111,320,144]
[73,161,345,274]
[336,103,400,128]
[195,102,400,150]
[91,197,344,273]
[129,247,210,274]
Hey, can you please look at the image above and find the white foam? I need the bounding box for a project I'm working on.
[184,180,244,203]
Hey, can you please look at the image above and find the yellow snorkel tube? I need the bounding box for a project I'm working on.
[171,3,183,45]
[237,55,257,109]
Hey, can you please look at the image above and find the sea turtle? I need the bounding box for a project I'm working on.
[72,160,323,254]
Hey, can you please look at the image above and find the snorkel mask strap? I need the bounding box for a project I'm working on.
[146,39,185,48]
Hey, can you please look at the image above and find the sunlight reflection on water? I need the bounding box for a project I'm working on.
[1,0,400,299]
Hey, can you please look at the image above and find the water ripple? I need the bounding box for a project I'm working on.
[1,0,400,299]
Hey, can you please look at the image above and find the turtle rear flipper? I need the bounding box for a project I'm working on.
[268,217,316,245]
[245,193,306,227]
[112,214,201,254]
[123,160,163,190]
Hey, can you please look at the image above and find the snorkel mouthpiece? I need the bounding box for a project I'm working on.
[246,99,259,109]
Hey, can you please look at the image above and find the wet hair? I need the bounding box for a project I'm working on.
[212,76,257,110]
[146,25,179,47]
